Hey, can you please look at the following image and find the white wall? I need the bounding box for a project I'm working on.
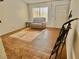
[0,2,3,23]
[66,20,77,59]
[66,0,79,59]
[28,0,70,28]
[0,0,28,35]
[66,20,79,59]
[73,25,79,59]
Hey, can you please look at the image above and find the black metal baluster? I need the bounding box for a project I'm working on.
[49,18,78,59]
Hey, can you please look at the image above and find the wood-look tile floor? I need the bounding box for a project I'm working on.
[1,28,67,59]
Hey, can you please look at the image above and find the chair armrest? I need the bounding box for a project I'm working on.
[42,22,46,27]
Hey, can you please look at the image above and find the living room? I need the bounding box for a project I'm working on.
[0,0,70,35]
[0,0,79,59]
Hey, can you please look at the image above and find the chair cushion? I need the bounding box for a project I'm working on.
[30,17,46,29]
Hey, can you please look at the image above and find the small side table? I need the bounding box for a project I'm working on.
[25,21,31,27]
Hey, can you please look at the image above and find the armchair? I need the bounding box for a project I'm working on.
[30,17,46,29]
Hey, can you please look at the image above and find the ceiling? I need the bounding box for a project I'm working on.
[24,0,51,3]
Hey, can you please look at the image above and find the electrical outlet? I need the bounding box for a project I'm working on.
[0,20,1,23]
[0,0,3,1]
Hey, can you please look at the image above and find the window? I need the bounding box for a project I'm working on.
[32,7,48,21]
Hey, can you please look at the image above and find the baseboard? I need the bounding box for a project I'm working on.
[1,27,26,37]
